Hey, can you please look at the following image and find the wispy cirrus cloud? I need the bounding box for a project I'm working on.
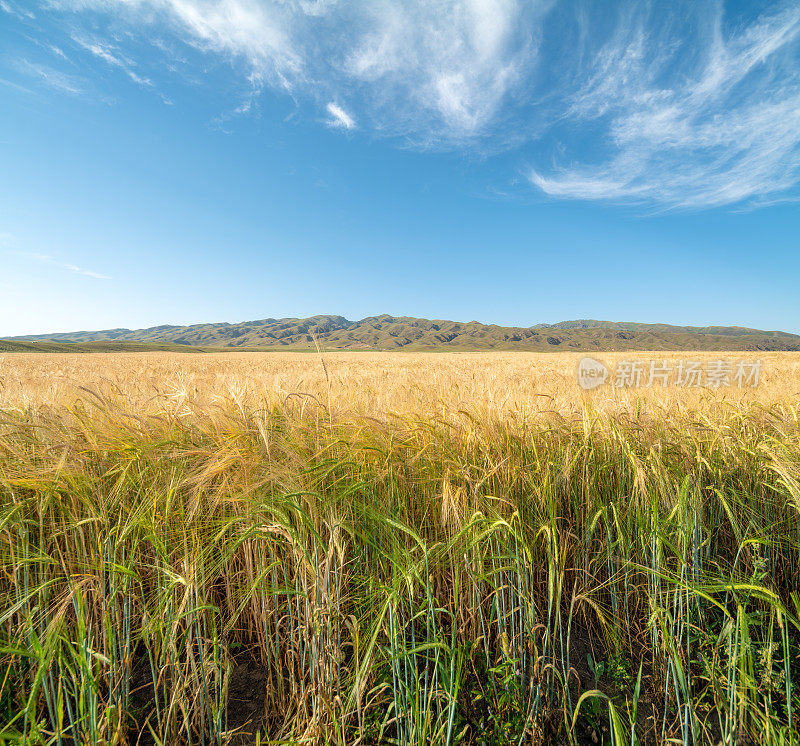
[62,263,112,279]
[339,0,549,144]
[529,3,800,209]
[18,0,800,209]
[14,58,85,94]
[74,37,154,86]
[45,0,548,146]
[22,252,112,280]
[0,0,34,20]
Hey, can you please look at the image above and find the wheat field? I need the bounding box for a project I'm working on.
[1,351,800,744]
[3,350,800,416]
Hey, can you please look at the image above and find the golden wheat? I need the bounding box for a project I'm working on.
[1,351,799,744]
[2,350,798,417]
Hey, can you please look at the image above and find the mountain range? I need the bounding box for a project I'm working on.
[6,315,800,352]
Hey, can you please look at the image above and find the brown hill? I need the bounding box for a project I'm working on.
[7,315,800,351]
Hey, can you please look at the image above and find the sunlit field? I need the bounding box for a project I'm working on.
[2,351,800,744]
[4,350,800,416]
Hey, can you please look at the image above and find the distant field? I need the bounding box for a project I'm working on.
[0,339,206,354]
[1,352,799,744]
[2,350,799,412]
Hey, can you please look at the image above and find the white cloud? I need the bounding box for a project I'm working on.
[27,0,800,208]
[529,3,800,208]
[75,38,154,86]
[0,0,35,20]
[47,44,69,60]
[341,0,548,142]
[59,0,302,90]
[325,101,354,129]
[15,59,85,94]
[63,263,113,279]
[23,252,112,280]
[50,0,546,145]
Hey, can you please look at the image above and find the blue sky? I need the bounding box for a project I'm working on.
[1,0,799,336]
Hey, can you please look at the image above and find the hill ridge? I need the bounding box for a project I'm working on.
[6,315,800,352]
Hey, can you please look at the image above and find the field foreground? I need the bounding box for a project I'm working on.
[1,352,800,744]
